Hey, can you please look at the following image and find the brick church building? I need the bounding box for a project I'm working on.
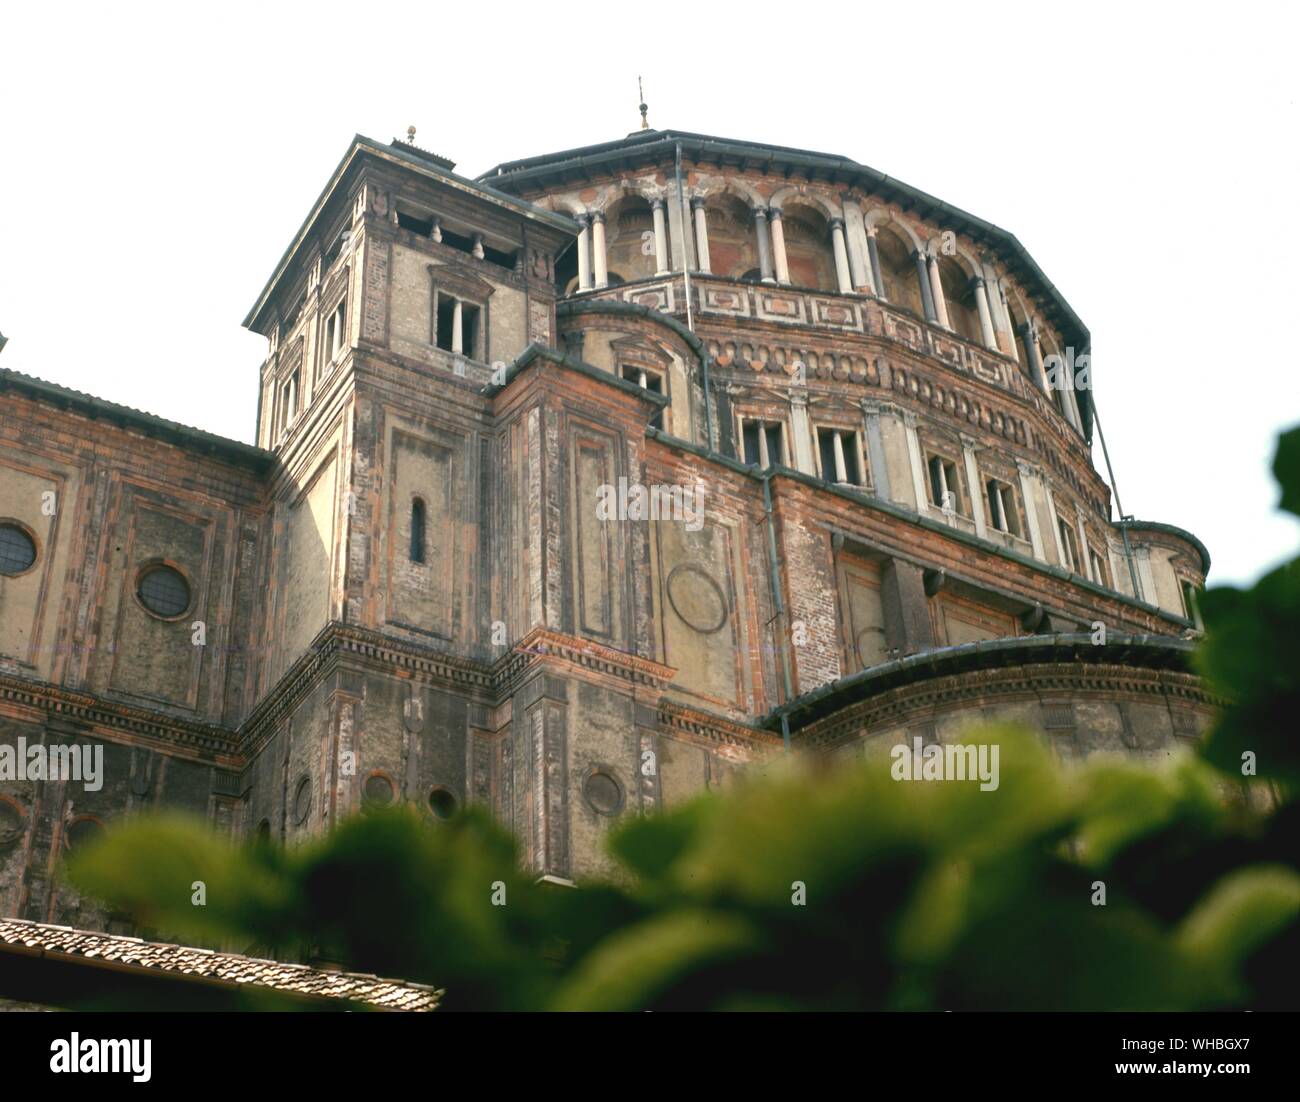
[0,126,1213,942]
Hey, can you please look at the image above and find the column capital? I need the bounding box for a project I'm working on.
[860,398,898,418]
[1015,457,1039,479]
[900,408,920,429]
[829,216,846,231]
[650,197,665,211]
[589,210,605,224]
[690,195,707,211]
[751,205,769,222]
[768,205,783,220]
[971,275,986,288]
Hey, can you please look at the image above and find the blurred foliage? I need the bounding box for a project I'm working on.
[66,428,1300,1011]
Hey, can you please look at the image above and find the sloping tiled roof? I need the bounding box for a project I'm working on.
[0,918,440,1011]
[0,367,273,473]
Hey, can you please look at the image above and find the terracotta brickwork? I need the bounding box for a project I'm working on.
[0,130,1215,924]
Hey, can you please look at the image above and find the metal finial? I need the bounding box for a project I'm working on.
[638,77,649,130]
[407,125,417,143]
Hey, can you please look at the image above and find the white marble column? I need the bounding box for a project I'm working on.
[576,215,592,291]
[972,277,997,349]
[591,212,608,289]
[844,211,870,292]
[830,218,852,293]
[451,299,464,355]
[651,199,669,276]
[691,198,711,274]
[831,430,848,482]
[769,208,791,285]
[753,207,775,283]
[961,437,987,539]
[927,253,951,329]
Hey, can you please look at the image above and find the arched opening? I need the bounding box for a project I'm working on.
[1038,333,1069,418]
[1004,297,1035,380]
[703,193,761,281]
[781,203,836,291]
[603,195,658,283]
[938,257,981,344]
[410,498,427,563]
[874,224,924,318]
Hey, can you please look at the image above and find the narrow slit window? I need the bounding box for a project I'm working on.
[622,365,665,430]
[928,455,960,513]
[410,498,427,564]
[816,427,864,485]
[1057,518,1079,572]
[985,478,1021,537]
[740,418,786,468]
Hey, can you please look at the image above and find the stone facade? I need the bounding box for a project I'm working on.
[0,129,1215,927]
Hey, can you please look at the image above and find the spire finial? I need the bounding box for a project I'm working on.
[407,125,417,144]
[638,76,649,130]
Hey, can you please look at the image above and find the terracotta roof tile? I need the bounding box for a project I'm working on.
[0,919,440,1011]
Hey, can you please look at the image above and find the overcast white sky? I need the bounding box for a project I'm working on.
[1,1,1296,586]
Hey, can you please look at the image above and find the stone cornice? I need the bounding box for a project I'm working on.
[0,672,240,763]
[798,660,1222,754]
[495,627,677,694]
[656,699,781,751]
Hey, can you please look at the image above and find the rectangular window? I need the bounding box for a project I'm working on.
[927,455,962,513]
[815,427,865,485]
[434,294,483,360]
[435,294,456,351]
[1181,581,1203,627]
[462,302,481,359]
[1057,518,1079,572]
[324,298,347,377]
[985,478,1021,537]
[279,370,299,437]
[1089,547,1108,587]
[397,210,434,236]
[740,417,786,468]
[622,365,665,430]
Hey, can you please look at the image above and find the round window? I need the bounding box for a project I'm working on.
[64,816,104,852]
[428,787,457,820]
[137,565,191,618]
[363,773,395,808]
[0,797,25,846]
[583,770,623,816]
[0,523,37,576]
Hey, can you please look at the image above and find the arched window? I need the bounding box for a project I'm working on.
[938,257,981,344]
[702,194,761,281]
[410,498,427,563]
[780,203,836,291]
[874,225,925,318]
[603,195,658,282]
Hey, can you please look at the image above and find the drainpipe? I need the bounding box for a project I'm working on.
[763,472,795,751]
[1093,404,1142,599]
